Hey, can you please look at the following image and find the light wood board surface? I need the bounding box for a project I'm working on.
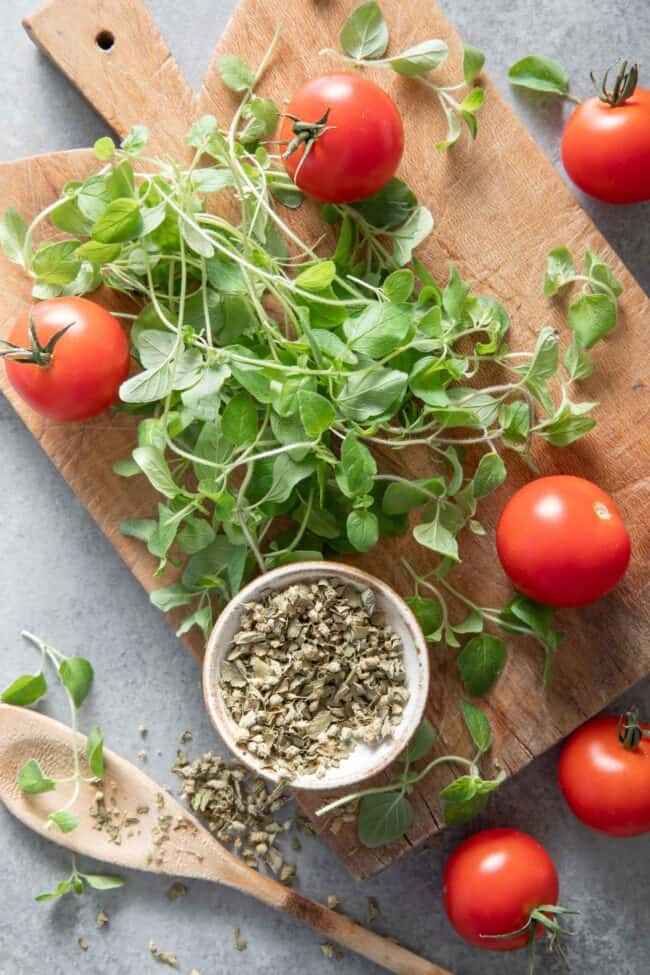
[1,0,648,879]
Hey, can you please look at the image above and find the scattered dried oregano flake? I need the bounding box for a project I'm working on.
[78,937,89,951]
[165,881,188,902]
[96,911,109,929]
[172,749,304,880]
[149,941,179,967]
[327,894,340,910]
[367,897,381,923]
[219,580,409,780]
[320,943,344,960]
[233,927,247,952]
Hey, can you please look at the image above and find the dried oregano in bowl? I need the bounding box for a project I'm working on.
[202,562,429,790]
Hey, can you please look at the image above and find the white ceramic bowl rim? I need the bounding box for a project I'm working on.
[202,561,430,792]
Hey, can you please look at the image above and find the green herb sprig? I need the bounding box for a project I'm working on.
[404,560,564,693]
[35,857,125,902]
[509,54,640,109]
[0,28,622,695]
[1,632,125,901]
[321,2,486,149]
[317,704,503,847]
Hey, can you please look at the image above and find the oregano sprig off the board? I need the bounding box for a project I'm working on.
[317,703,503,847]
[1,632,125,901]
[0,20,623,699]
[321,2,486,149]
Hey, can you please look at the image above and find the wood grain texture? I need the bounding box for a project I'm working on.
[1,0,648,879]
[23,0,194,156]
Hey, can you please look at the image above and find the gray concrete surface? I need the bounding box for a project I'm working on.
[0,2,648,973]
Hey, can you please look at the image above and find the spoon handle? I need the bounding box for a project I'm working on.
[216,855,452,975]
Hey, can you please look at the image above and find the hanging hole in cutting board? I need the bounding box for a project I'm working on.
[95,30,115,52]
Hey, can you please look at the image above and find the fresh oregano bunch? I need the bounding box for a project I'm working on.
[399,242,622,693]
[0,28,623,694]
[321,1,486,149]
[316,703,503,847]
[1,631,125,901]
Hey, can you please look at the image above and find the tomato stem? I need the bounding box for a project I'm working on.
[481,903,578,974]
[0,309,73,367]
[591,59,639,106]
[618,707,649,750]
[268,108,336,186]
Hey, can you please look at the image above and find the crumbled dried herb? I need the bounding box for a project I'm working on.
[96,911,109,929]
[180,730,193,744]
[166,882,188,902]
[89,789,138,845]
[320,943,344,961]
[146,793,196,869]
[172,749,308,881]
[367,897,381,923]
[327,894,340,910]
[78,937,89,951]
[233,927,247,952]
[220,580,408,779]
[149,941,179,967]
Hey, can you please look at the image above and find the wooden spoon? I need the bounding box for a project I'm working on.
[0,705,453,975]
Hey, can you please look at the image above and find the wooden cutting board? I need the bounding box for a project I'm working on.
[2,0,649,879]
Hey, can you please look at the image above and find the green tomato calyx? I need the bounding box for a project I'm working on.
[591,59,639,106]
[0,309,73,367]
[618,707,650,751]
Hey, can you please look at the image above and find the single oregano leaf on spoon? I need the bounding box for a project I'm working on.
[18,759,57,795]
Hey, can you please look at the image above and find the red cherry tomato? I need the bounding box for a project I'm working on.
[443,828,559,952]
[3,297,130,421]
[496,475,630,608]
[279,73,404,203]
[561,87,650,204]
[559,714,650,837]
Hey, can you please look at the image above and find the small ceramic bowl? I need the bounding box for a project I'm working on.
[202,561,430,791]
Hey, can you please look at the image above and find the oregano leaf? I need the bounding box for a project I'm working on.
[458,636,507,697]
[358,791,413,847]
[218,54,255,92]
[340,2,389,60]
[18,759,57,795]
[1,671,47,706]
[461,700,492,753]
[58,657,94,708]
[508,55,569,95]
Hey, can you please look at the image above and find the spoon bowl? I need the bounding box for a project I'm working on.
[0,704,449,975]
